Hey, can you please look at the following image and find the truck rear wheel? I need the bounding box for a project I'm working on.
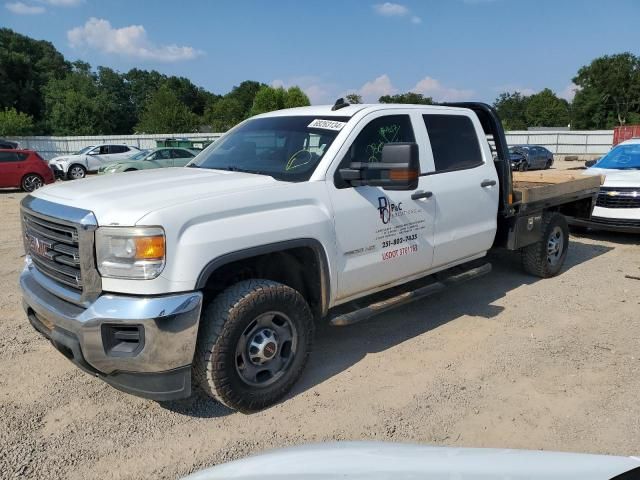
[521,212,569,278]
[193,279,314,412]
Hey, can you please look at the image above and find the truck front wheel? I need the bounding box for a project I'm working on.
[521,212,569,278]
[193,279,314,412]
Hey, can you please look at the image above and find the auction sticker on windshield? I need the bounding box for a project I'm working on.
[308,119,346,131]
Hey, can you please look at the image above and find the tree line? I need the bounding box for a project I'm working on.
[0,28,310,136]
[1,27,639,136]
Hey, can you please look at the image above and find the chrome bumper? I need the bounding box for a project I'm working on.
[21,265,203,400]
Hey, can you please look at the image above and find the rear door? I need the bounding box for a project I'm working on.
[0,151,20,187]
[420,112,499,269]
[328,111,436,301]
[170,148,195,167]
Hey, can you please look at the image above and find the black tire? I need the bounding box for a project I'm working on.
[67,164,86,180]
[519,161,528,172]
[521,212,569,278]
[193,279,314,413]
[21,173,44,192]
[124,168,137,172]
[545,159,553,169]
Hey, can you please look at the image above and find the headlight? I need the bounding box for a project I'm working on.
[95,226,165,279]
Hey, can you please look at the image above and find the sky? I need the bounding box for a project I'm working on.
[2,0,640,104]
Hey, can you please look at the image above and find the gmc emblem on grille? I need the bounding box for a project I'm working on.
[27,234,49,257]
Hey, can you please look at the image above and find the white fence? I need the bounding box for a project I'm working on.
[7,133,223,160]
[8,130,613,160]
[505,130,613,156]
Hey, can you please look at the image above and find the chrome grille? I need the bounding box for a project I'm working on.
[596,187,640,209]
[23,212,83,291]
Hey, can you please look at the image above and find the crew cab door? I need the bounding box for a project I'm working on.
[328,111,436,302]
[419,112,499,269]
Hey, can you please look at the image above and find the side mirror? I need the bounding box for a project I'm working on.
[339,143,420,191]
[585,159,598,168]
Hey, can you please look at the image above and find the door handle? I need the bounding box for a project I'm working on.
[481,180,497,188]
[411,190,433,200]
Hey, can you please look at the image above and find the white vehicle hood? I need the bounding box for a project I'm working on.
[49,155,76,163]
[183,442,640,480]
[584,167,640,188]
[33,167,279,225]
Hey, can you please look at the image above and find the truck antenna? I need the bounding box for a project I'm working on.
[331,98,350,111]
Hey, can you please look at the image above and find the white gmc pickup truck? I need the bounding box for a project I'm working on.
[20,101,601,412]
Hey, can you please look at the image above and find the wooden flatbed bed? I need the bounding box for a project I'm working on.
[512,170,604,204]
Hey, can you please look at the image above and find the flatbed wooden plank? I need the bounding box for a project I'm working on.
[512,170,603,204]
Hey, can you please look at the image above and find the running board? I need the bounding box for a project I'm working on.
[329,262,492,327]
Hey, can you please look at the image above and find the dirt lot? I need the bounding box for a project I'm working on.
[1,183,640,479]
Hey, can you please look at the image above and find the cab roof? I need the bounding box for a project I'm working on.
[256,103,472,118]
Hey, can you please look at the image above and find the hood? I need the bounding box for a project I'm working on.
[33,167,279,225]
[182,442,640,480]
[50,155,74,163]
[584,167,640,188]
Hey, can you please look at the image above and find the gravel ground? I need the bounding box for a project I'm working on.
[1,179,639,479]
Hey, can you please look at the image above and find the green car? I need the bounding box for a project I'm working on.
[98,147,198,174]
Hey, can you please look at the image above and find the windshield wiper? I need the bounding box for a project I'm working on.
[224,166,270,176]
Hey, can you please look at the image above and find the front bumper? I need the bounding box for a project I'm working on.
[49,163,65,179]
[21,266,203,400]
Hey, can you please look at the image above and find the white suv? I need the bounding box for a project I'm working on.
[49,144,140,180]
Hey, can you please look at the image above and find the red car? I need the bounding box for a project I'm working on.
[0,149,54,192]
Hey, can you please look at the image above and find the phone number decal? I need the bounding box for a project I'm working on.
[381,234,418,249]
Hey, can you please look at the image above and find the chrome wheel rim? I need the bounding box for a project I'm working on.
[235,311,297,387]
[547,226,564,266]
[23,175,43,191]
[69,166,85,179]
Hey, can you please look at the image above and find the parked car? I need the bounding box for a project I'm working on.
[571,138,640,233]
[49,144,141,180]
[97,147,198,174]
[19,102,601,412]
[0,149,54,192]
[509,145,554,171]
[0,138,18,149]
[183,442,640,480]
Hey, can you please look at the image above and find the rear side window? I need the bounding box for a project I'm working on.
[171,149,194,158]
[17,152,29,161]
[423,114,483,172]
[109,145,129,154]
[0,151,19,162]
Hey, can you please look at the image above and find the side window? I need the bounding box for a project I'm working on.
[109,145,127,154]
[98,146,109,155]
[423,114,483,173]
[347,115,415,165]
[17,152,29,161]
[172,149,194,158]
[155,149,171,160]
[0,151,18,162]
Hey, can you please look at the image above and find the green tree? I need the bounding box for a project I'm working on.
[0,28,69,126]
[249,86,310,116]
[135,84,199,133]
[379,92,433,104]
[525,88,570,127]
[97,66,136,134]
[493,92,528,130]
[572,53,640,128]
[204,96,244,132]
[345,93,363,104]
[0,107,34,136]
[43,62,116,135]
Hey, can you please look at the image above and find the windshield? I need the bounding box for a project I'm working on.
[130,150,149,161]
[189,116,349,181]
[73,146,94,155]
[594,144,640,170]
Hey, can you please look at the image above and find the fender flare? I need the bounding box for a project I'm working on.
[195,238,331,317]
